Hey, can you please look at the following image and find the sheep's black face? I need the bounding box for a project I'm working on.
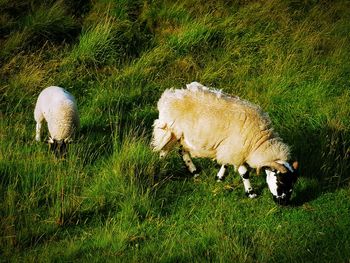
[266,162,298,205]
[49,139,67,159]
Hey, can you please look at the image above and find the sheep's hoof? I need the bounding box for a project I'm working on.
[246,190,257,199]
[193,173,200,179]
[216,177,224,182]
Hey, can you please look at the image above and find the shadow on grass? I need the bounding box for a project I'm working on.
[76,124,115,165]
[287,124,350,206]
[148,121,350,209]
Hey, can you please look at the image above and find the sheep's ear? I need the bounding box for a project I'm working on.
[292,161,299,170]
[48,137,54,144]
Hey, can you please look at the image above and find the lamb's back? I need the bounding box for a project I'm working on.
[37,86,79,140]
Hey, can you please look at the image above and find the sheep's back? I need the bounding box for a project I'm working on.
[157,88,273,162]
[158,87,271,132]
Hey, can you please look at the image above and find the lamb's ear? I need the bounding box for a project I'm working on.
[265,161,288,174]
[48,137,54,144]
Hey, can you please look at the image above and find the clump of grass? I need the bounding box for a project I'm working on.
[68,16,151,67]
[86,125,158,193]
[167,21,223,56]
[68,0,152,67]
[68,17,118,66]
[0,1,79,59]
[21,2,79,42]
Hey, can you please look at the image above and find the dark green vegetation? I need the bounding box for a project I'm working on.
[1,0,350,262]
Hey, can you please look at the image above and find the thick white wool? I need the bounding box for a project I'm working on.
[34,86,80,141]
[152,82,290,170]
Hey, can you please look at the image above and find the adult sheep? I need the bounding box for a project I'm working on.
[34,86,80,158]
[151,82,298,205]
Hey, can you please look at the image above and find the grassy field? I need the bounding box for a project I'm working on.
[1,0,350,262]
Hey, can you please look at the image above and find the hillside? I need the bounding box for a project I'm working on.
[1,0,350,262]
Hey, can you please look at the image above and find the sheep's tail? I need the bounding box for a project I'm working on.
[151,119,173,152]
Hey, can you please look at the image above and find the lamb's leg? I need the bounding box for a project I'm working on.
[238,165,257,198]
[34,106,44,142]
[216,164,228,182]
[35,121,42,142]
[179,147,199,177]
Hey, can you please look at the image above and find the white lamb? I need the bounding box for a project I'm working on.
[151,82,298,205]
[34,86,80,157]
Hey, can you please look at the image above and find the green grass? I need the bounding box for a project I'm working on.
[1,0,350,262]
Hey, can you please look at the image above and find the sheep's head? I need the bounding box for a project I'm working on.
[48,137,70,159]
[264,161,298,205]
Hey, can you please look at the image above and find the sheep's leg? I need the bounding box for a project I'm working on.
[179,147,199,177]
[216,165,228,182]
[238,165,257,198]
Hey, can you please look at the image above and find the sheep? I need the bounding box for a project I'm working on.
[34,86,80,158]
[151,82,298,205]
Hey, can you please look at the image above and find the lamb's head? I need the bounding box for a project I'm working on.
[264,161,298,205]
[48,137,71,159]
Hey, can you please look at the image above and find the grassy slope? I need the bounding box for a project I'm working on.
[1,0,350,262]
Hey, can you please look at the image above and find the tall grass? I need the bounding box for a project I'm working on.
[1,0,350,262]
[68,17,119,66]
[67,0,152,67]
[0,1,79,60]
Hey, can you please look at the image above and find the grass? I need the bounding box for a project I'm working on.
[0,0,79,59]
[1,0,350,262]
